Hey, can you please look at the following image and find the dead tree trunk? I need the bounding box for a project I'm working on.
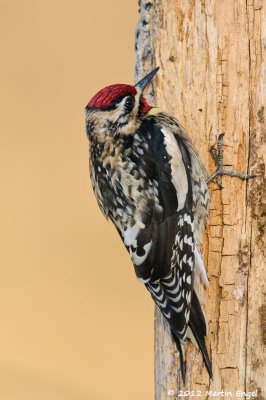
[135,1,265,398]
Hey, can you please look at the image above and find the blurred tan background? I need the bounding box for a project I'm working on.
[0,1,154,399]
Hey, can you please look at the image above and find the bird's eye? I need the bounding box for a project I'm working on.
[124,96,135,112]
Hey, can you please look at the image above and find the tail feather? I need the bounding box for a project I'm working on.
[171,330,186,384]
[188,291,213,378]
[171,290,212,382]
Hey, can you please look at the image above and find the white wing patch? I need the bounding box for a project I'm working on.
[161,127,188,211]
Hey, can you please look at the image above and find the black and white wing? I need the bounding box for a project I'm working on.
[131,118,195,340]
[115,115,211,380]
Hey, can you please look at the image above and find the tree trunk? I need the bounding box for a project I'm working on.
[135,1,265,398]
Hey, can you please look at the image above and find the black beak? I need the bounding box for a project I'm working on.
[134,67,160,90]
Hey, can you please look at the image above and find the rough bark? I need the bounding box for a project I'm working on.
[135,1,265,399]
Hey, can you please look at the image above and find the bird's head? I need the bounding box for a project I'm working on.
[85,67,159,141]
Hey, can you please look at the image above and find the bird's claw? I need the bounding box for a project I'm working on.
[207,133,255,188]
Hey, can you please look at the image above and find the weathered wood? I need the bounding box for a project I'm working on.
[135,1,265,398]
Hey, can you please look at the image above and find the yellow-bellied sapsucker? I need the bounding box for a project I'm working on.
[85,67,212,381]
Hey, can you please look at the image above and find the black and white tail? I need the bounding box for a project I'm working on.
[171,290,212,383]
[146,241,212,383]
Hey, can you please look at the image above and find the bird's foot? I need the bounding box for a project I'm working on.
[207,133,254,188]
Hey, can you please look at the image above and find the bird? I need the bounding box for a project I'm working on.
[85,67,212,382]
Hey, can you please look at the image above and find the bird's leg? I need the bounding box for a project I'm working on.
[206,133,254,188]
